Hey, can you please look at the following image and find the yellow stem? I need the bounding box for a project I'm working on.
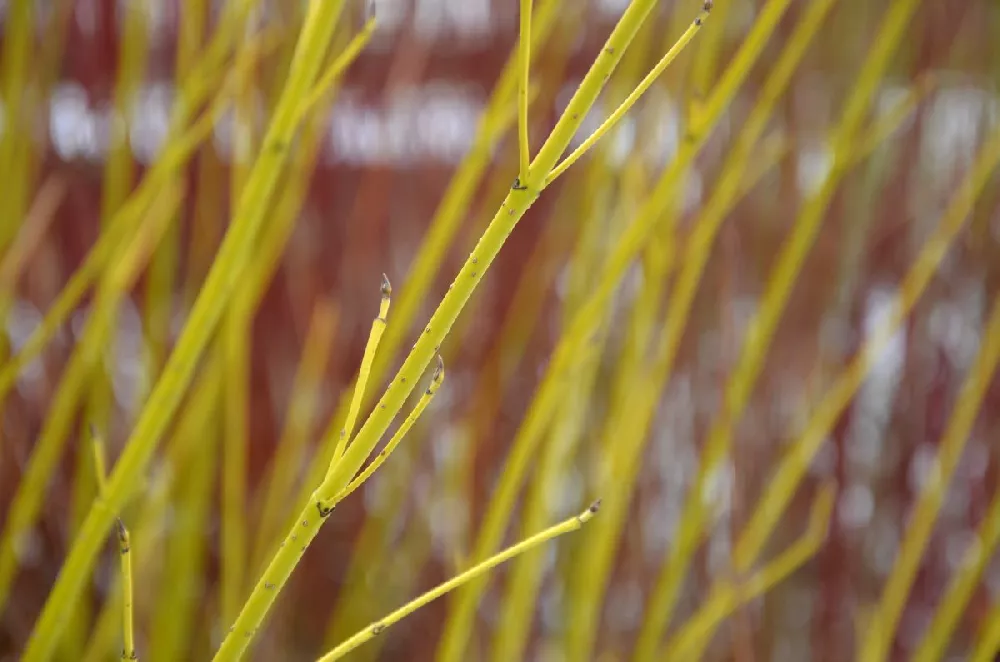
[545,1,713,185]
[116,520,136,661]
[221,309,251,628]
[295,11,374,125]
[330,276,391,464]
[318,502,600,662]
[334,357,444,503]
[518,0,533,180]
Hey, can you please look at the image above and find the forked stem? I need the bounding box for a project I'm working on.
[545,1,714,186]
[332,356,444,504]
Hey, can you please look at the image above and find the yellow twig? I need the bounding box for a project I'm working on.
[330,275,392,465]
[518,0,533,180]
[115,520,136,661]
[224,0,701,656]
[90,411,135,662]
[545,1,714,186]
[325,188,568,655]
[317,502,601,662]
[354,0,563,449]
[334,357,444,503]
[439,0,781,654]
[295,9,374,124]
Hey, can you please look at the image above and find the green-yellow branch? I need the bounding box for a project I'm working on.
[518,0,533,180]
[317,501,600,662]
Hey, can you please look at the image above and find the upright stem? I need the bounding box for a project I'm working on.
[517,0,533,180]
[116,520,135,661]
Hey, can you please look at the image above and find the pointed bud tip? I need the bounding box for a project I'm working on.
[703,0,714,10]
[115,518,126,538]
[381,273,391,297]
[588,499,602,514]
[433,355,445,380]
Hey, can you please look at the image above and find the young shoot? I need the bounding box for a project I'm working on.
[330,274,392,465]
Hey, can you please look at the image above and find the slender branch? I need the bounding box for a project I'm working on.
[517,0,533,180]
[333,356,444,503]
[545,1,714,186]
[330,275,391,464]
[316,501,601,662]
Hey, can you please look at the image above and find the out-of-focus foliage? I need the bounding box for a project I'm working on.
[0,1,999,661]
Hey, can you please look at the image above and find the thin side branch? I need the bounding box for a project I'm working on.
[330,275,392,464]
[334,356,445,504]
[317,501,601,662]
[545,1,713,186]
